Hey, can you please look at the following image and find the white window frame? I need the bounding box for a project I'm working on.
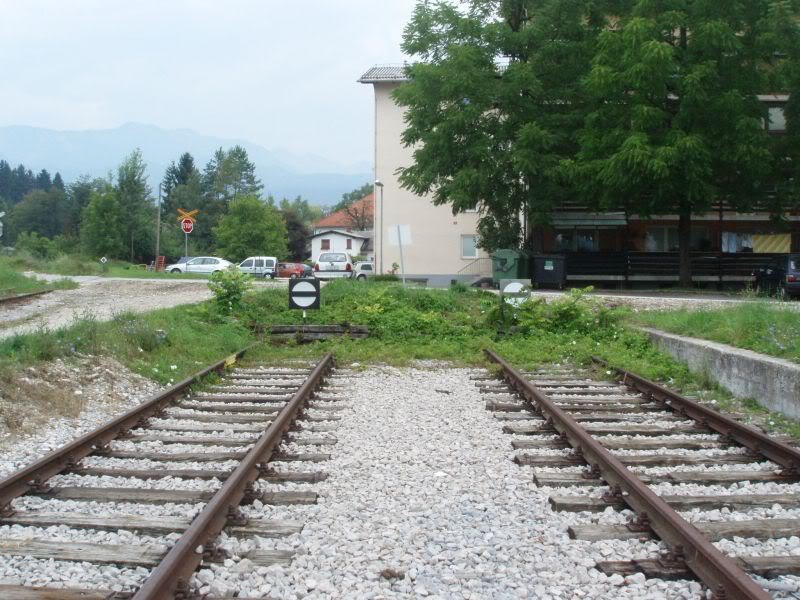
[461,235,478,259]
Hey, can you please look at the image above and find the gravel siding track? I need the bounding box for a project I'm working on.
[200,366,699,599]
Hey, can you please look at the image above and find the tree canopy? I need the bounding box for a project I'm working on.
[213,196,288,262]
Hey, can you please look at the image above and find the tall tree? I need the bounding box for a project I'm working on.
[35,169,52,190]
[52,172,65,191]
[202,146,263,204]
[282,208,310,260]
[6,188,69,242]
[213,196,288,262]
[81,185,126,258]
[395,0,608,252]
[573,0,796,285]
[116,149,153,262]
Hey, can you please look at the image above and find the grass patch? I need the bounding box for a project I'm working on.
[633,301,800,363]
[1,253,209,280]
[0,261,77,295]
[0,304,253,386]
[2,278,798,442]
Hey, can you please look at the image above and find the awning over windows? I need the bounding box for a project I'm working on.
[551,213,627,227]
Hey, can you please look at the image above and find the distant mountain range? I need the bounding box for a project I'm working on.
[0,122,372,205]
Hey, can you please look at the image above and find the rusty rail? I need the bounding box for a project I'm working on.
[485,349,768,600]
[0,345,254,512]
[133,352,334,599]
[592,357,800,474]
[0,289,53,306]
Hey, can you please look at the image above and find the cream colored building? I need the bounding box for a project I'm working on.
[359,65,491,286]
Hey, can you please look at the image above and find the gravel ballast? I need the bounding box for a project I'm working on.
[197,366,701,599]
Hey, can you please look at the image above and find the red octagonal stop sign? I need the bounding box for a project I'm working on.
[181,218,194,234]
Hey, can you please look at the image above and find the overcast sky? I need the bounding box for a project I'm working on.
[0,0,418,169]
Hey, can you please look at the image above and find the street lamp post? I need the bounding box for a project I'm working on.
[375,180,384,274]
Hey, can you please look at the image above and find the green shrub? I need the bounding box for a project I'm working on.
[209,266,253,312]
[15,232,60,259]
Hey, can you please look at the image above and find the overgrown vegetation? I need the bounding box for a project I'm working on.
[634,302,800,364]
[0,254,205,279]
[2,279,797,441]
[0,260,77,295]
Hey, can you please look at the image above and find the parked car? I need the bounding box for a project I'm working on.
[276,262,313,279]
[753,254,800,299]
[238,256,277,278]
[313,252,353,280]
[353,261,375,281]
[166,256,232,274]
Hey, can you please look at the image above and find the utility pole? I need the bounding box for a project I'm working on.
[155,183,161,265]
[375,180,384,274]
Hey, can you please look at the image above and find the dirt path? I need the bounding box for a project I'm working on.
[0,277,213,339]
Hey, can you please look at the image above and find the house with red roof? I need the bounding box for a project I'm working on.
[310,193,375,262]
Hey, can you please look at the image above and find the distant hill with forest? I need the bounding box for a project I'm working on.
[0,122,371,205]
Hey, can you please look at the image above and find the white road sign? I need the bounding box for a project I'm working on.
[289,279,320,310]
[501,280,531,307]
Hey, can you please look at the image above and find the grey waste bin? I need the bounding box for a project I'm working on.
[532,255,566,289]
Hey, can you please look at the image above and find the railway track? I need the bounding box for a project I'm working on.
[0,349,349,599]
[480,350,800,600]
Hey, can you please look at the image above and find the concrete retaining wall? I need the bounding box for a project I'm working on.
[640,327,800,420]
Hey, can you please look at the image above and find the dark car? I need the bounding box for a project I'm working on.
[753,254,800,299]
[276,262,312,279]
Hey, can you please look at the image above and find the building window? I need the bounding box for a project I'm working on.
[321,239,330,250]
[461,235,478,258]
[646,227,710,252]
[767,106,787,132]
[346,238,352,250]
[462,201,479,213]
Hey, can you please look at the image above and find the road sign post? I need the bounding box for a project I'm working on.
[177,209,198,273]
[289,279,320,325]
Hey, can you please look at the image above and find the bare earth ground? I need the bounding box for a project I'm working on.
[0,355,163,474]
[0,276,287,340]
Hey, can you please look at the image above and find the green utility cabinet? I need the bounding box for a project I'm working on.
[492,249,529,286]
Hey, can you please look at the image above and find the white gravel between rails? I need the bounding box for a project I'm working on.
[194,367,703,600]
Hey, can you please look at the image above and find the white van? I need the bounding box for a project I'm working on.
[238,256,277,278]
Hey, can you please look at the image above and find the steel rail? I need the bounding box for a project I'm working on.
[0,345,254,511]
[133,352,334,600]
[485,349,768,600]
[592,356,800,474]
[0,289,52,306]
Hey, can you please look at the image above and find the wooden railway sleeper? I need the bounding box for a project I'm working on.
[602,484,623,504]
[241,482,259,506]
[226,505,249,526]
[27,476,51,494]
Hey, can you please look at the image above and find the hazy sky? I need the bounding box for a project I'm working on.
[0,0,418,168]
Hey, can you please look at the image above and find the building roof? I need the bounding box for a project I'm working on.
[358,64,409,83]
[314,193,374,229]
[310,229,371,240]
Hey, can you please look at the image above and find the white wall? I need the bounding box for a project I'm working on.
[311,232,373,262]
[372,82,489,278]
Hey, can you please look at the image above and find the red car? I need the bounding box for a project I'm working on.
[276,262,313,279]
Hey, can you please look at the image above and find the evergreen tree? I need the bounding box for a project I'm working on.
[573,0,797,284]
[282,208,310,260]
[52,172,65,191]
[35,169,52,190]
[202,146,263,204]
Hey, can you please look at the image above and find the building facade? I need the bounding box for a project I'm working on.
[359,66,491,286]
[361,65,799,286]
[310,230,373,263]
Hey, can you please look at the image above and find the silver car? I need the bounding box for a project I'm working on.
[238,256,277,278]
[166,256,232,274]
[313,252,354,280]
[354,261,375,280]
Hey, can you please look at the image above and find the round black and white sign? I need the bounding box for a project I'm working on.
[289,278,320,310]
